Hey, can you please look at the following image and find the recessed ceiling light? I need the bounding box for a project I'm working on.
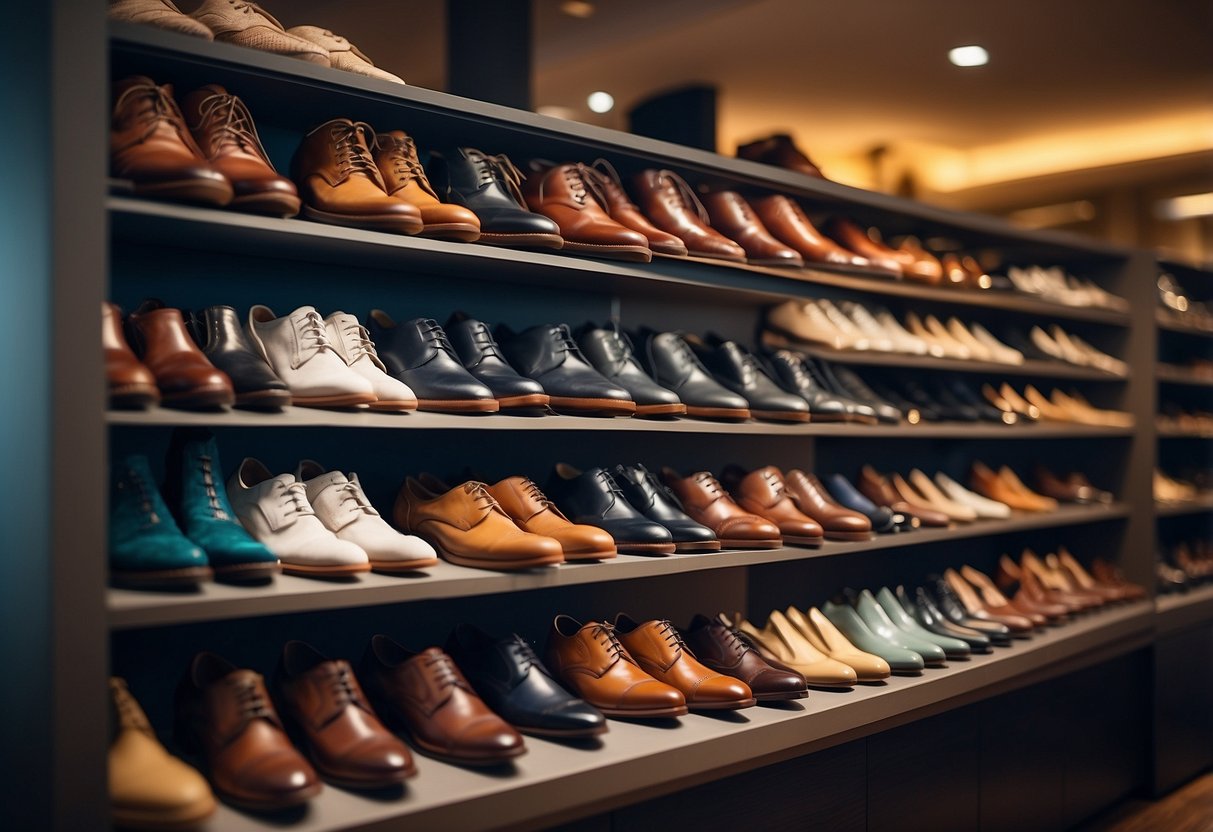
[948,45,989,67]
[561,1,595,18]
[587,91,615,114]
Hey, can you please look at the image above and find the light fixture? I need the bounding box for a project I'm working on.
[561,1,595,18]
[1156,192,1213,220]
[586,91,615,114]
[948,45,989,67]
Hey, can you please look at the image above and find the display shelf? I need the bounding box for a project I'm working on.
[108,502,1130,630]
[1156,312,1213,338]
[793,345,1125,382]
[172,602,1155,832]
[1157,366,1213,387]
[1155,495,1213,517]
[1155,583,1213,636]
[1156,426,1213,439]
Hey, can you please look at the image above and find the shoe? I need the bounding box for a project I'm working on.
[851,589,947,665]
[782,468,873,540]
[701,191,802,267]
[782,607,891,681]
[824,474,911,533]
[857,465,950,527]
[680,615,807,701]
[1090,557,1148,601]
[660,467,783,549]
[580,160,688,256]
[371,130,480,240]
[286,26,404,83]
[925,578,1013,644]
[189,0,329,63]
[967,322,1024,365]
[763,349,875,423]
[736,610,857,687]
[686,334,810,422]
[874,587,970,659]
[1057,548,1132,601]
[932,471,1010,519]
[1035,466,1114,504]
[226,458,371,576]
[575,323,685,417]
[108,0,214,38]
[181,85,300,217]
[497,323,635,416]
[998,555,1079,616]
[875,310,932,356]
[545,616,687,718]
[901,586,992,653]
[821,218,906,275]
[751,198,878,272]
[323,312,417,412]
[736,133,824,177]
[961,565,1052,626]
[523,162,651,261]
[445,624,607,737]
[898,471,979,523]
[720,465,824,546]
[941,378,1008,423]
[358,636,526,765]
[944,569,1035,634]
[633,328,750,420]
[628,169,746,262]
[443,312,548,410]
[110,77,232,206]
[765,299,866,352]
[246,305,377,408]
[813,359,902,423]
[870,381,933,424]
[275,641,415,788]
[109,678,216,830]
[902,312,961,359]
[426,147,563,248]
[843,303,915,354]
[819,601,926,673]
[393,476,564,570]
[996,464,1059,511]
[486,475,617,561]
[126,299,235,408]
[292,119,423,234]
[968,462,1050,512]
[828,301,895,353]
[894,238,944,283]
[614,615,755,710]
[103,302,159,409]
[186,306,290,409]
[610,463,720,552]
[545,464,676,555]
[367,312,499,412]
[174,652,321,810]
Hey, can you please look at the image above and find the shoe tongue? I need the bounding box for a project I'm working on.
[304,470,349,502]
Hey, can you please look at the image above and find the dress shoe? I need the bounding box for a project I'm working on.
[181,85,300,217]
[944,569,1035,634]
[819,601,926,673]
[821,218,907,275]
[680,614,807,701]
[190,0,328,62]
[686,334,810,422]
[226,458,371,577]
[186,305,290,409]
[851,589,947,665]
[824,474,912,533]
[763,349,875,423]
[127,300,234,408]
[720,464,824,546]
[941,378,1011,423]
[783,468,873,540]
[545,464,676,555]
[359,637,526,765]
[896,379,964,422]
[1058,548,1131,600]
[628,169,746,262]
[109,0,214,38]
[497,323,635,416]
[751,198,879,272]
[894,237,944,283]
[737,610,857,687]
[1091,557,1148,600]
[614,615,755,710]
[998,555,1080,616]
[581,160,688,256]
[175,652,321,810]
[874,587,970,659]
[372,130,480,240]
[286,26,404,83]
[610,463,719,552]
[961,565,1055,625]
[765,299,868,352]
[1019,551,1104,610]
[736,133,824,177]
[968,462,1048,512]
[931,471,1010,519]
[393,476,564,569]
[633,328,750,420]
[858,466,950,527]
[111,77,232,206]
[523,162,651,261]
[901,470,980,522]
[445,312,548,409]
[870,381,933,424]
[110,677,216,830]
[1035,466,1114,504]
[487,475,617,561]
[368,312,499,412]
[104,302,159,409]
[660,467,782,549]
[575,324,685,417]
[545,616,687,718]
[323,312,418,412]
[275,642,415,788]
[446,624,607,737]
[925,578,1013,644]
[701,191,803,267]
[110,455,212,587]
[292,119,423,234]
[903,312,965,359]
[427,147,563,248]
[994,463,1059,511]
[901,586,992,652]
[812,359,902,423]
[246,305,376,408]
[783,607,891,681]
[841,302,911,353]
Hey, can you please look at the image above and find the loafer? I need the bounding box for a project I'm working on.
[545,464,675,555]
[497,322,636,416]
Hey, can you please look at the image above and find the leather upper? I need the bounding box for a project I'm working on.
[613,615,754,708]
[824,473,907,533]
[323,312,417,409]
[750,196,873,270]
[688,336,810,419]
[582,160,688,255]
[368,312,496,402]
[245,305,375,402]
[523,162,650,251]
[628,169,745,262]
[634,329,750,415]
[736,134,823,177]
[611,463,718,546]
[762,349,853,420]
[187,305,288,398]
[291,119,420,224]
[721,465,824,542]
[103,302,158,402]
[545,464,674,549]
[190,0,330,62]
[783,469,873,536]
[426,147,561,236]
[126,300,234,402]
[575,325,683,408]
[701,191,802,266]
[821,217,904,274]
[858,466,950,528]
[443,312,547,401]
[109,454,209,575]
[487,476,617,559]
[497,323,633,403]
[680,615,806,699]
[660,467,782,545]
[372,130,480,230]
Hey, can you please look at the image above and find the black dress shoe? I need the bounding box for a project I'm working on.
[869,381,933,423]
[611,463,720,553]
[895,380,953,421]
[764,349,876,424]
[687,334,810,423]
[633,328,751,421]
[824,474,912,533]
[943,378,1009,423]
[444,312,549,410]
[900,585,992,652]
[444,624,607,738]
[187,305,291,409]
[814,360,901,424]
[367,311,498,413]
[575,323,685,418]
[545,463,675,555]
[426,148,563,249]
[496,323,635,416]
[925,577,1012,644]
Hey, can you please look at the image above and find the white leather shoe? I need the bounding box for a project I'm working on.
[819,300,883,351]
[246,305,377,408]
[295,461,438,572]
[766,299,863,351]
[108,0,214,38]
[969,322,1024,365]
[933,472,1011,519]
[286,26,405,84]
[226,458,370,576]
[324,312,418,412]
[839,302,897,353]
[875,310,930,355]
[190,0,329,63]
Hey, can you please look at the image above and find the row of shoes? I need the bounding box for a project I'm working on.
[1158,272,1213,331]
[1007,265,1129,312]
[1160,359,1213,381]
[1156,539,1213,593]
[1154,469,1213,503]
[1157,405,1213,436]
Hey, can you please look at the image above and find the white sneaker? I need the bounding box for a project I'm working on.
[286,26,405,84]
[190,0,329,64]
[324,311,417,412]
[295,461,438,572]
[109,0,214,38]
[933,472,1011,519]
[227,458,370,576]
[246,305,377,408]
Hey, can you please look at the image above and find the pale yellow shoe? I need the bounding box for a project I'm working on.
[738,610,857,688]
[785,606,891,681]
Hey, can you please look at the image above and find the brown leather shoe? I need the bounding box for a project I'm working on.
[970,462,1054,512]
[720,465,824,547]
[701,191,802,268]
[292,119,423,234]
[275,642,415,789]
[104,302,159,409]
[858,465,950,527]
[111,76,232,206]
[359,637,526,766]
[783,468,873,540]
[582,160,688,256]
[736,133,824,178]
[960,565,1049,627]
[1035,466,1114,505]
[821,218,907,276]
[751,197,877,273]
[1090,557,1148,601]
[894,237,945,283]
[613,615,755,710]
[629,169,746,262]
[487,475,617,562]
[180,85,300,218]
[944,568,1035,634]
[659,467,782,549]
[126,300,234,408]
[523,162,652,262]
[393,476,564,570]
[175,653,321,811]
[680,614,807,701]
[372,130,481,241]
[545,616,687,718]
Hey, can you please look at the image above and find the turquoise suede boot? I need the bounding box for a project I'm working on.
[109,455,211,587]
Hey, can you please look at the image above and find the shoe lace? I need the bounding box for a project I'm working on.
[507,636,543,673]
[656,620,687,657]
[374,132,438,197]
[521,477,557,510]
[293,309,337,363]
[112,81,198,153]
[191,90,273,163]
[328,664,363,706]
[585,159,635,207]
[233,676,273,721]
[462,481,499,513]
[760,467,787,499]
[229,1,283,28]
[276,480,316,518]
[775,350,814,391]
[737,351,761,386]
[321,120,381,185]
[418,319,458,356]
[469,322,506,360]
[117,466,161,528]
[695,471,727,500]
[467,148,528,205]
[198,454,230,520]
[599,327,632,365]
[110,680,151,732]
[655,169,710,222]
[423,652,468,692]
[594,468,627,503]
[552,323,584,359]
[334,479,374,516]
[339,319,381,365]
[589,622,629,664]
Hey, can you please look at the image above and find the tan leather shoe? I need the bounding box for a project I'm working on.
[895,237,944,283]
[738,610,857,688]
[859,465,950,527]
[783,468,873,540]
[372,130,480,241]
[487,476,617,562]
[820,217,904,274]
[961,565,1049,626]
[751,198,878,272]
[785,607,890,681]
[629,169,746,262]
[545,616,687,718]
[613,615,755,710]
[996,465,1058,511]
[903,312,952,358]
[1022,550,1105,609]
[1000,384,1041,420]
[660,467,782,549]
[904,470,978,522]
[721,465,824,547]
[765,299,866,352]
[523,162,652,261]
[701,191,803,268]
[969,462,1048,512]
[104,302,159,409]
[109,0,214,38]
[580,160,688,256]
[287,26,405,83]
[944,569,1035,634]
[126,300,235,409]
[190,0,329,63]
[393,477,564,570]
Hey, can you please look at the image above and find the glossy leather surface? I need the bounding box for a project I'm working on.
[720,464,824,546]
[187,305,290,408]
[368,312,498,412]
[104,302,159,408]
[763,349,869,423]
[127,300,235,408]
[926,578,1014,644]
[487,475,617,561]
[701,191,802,266]
[688,335,810,422]
[614,615,755,710]
[784,607,891,681]
[444,312,548,409]
[736,134,824,177]
[628,169,746,262]
[875,587,971,659]
[825,474,910,534]
[783,469,873,540]
[815,360,901,424]
[738,610,857,687]
[821,218,905,275]
[634,328,750,420]
[575,324,684,415]
[497,323,635,415]
[752,196,877,271]
[545,464,676,554]
[901,585,992,652]
[611,463,719,552]
[426,147,562,245]
[523,162,651,260]
[582,159,688,256]
[851,589,948,665]
[372,130,481,240]
[820,601,925,673]
[858,466,950,527]
[660,467,782,548]
[680,614,807,700]
[1035,466,1114,504]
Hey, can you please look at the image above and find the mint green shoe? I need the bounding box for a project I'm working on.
[110,455,211,587]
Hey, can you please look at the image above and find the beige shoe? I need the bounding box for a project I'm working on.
[946,318,994,361]
[1024,385,1074,422]
[819,299,885,351]
[191,0,329,64]
[108,0,214,39]
[287,26,405,84]
[766,299,864,352]
[999,383,1041,420]
[969,322,1024,365]
[904,312,953,359]
[786,606,891,681]
[922,314,972,360]
[907,469,979,522]
[738,610,857,688]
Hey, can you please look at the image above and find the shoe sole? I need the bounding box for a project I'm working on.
[547,396,637,416]
[683,405,751,421]
[213,782,323,813]
[748,258,803,268]
[410,734,528,766]
[496,393,551,410]
[133,178,232,207]
[160,386,235,409]
[419,223,481,242]
[615,541,678,556]
[319,766,417,790]
[823,529,875,541]
[673,540,722,553]
[559,240,653,262]
[688,697,757,711]
[782,535,824,548]
[476,231,564,249]
[110,567,213,587]
[367,399,419,412]
[212,562,281,582]
[233,388,292,409]
[684,250,747,264]
[291,392,379,407]
[753,690,809,702]
[560,548,619,562]
[416,398,500,413]
[749,409,811,423]
[437,545,564,570]
[111,803,217,830]
[516,723,610,739]
[230,191,301,218]
[302,205,423,235]
[634,402,687,417]
[718,538,783,549]
[108,384,160,409]
[596,704,689,718]
[370,557,441,573]
[650,244,690,257]
[281,562,372,577]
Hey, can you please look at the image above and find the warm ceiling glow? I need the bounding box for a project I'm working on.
[561,1,596,18]
[1156,192,1213,220]
[587,91,615,113]
[948,45,989,67]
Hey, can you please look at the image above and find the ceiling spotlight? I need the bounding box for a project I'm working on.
[948,45,989,67]
[587,91,615,114]
[561,1,596,18]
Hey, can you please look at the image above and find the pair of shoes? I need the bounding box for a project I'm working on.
[1007,265,1128,311]
[1029,325,1127,375]
[969,462,1059,512]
